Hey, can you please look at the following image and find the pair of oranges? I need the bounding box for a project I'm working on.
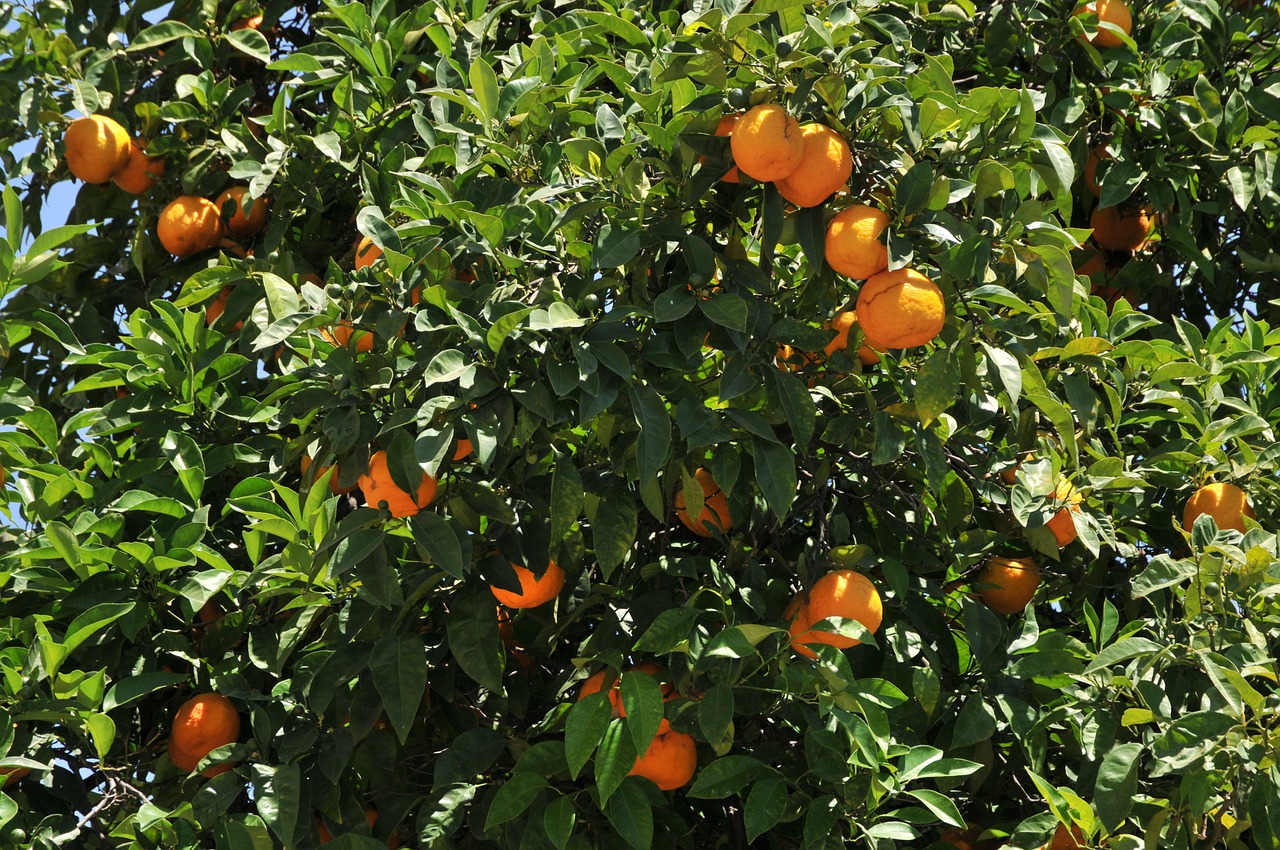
[63,114,164,192]
[157,187,270,258]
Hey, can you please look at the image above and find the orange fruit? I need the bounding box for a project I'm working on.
[939,824,997,850]
[113,138,165,194]
[712,114,741,183]
[357,450,437,517]
[855,267,946,349]
[1046,479,1083,547]
[1090,205,1153,252]
[1046,823,1084,850]
[301,454,356,495]
[975,556,1041,615]
[1073,0,1132,49]
[64,114,131,184]
[158,196,224,258]
[825,206,891,279]
[628,729,697,791]
[317,807,399,848]
[776,124,853,208]
[1082,144,1110,197]
[1075,248,1107,279]
[231,14,263,30]
[205,286,245,330]
[453,439,473,461]
[0,767,30,788]
[775,343,819,373]
[675,468,732,537]
[824,310,881,366]
[490,561,566,609]
[1184,482,1254,534]
[354,236,382,269]
[167,692,240,777]
[729,104,805,182]
[216,186,270,239]
[577,662,675,733]
[788,570,884,659]
[1000,452,1035,485]
[322,318,375,353]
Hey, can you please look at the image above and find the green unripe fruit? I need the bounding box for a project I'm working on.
[775,40,792,59]
[583,293,600,311]
[819,48,837,63]
[1205,581,1221,598]
[325,283,343,299]
[727,88,751,109]
[469,333,486,349]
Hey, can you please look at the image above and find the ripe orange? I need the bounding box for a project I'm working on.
[216,186,270,239]
[0,767,30,787]
[1184,482,1254,533]
[496,607,532,666]
[168,692,240,777]
[301,454,356,495]
[357,450,437,517]
[354,236,382,269]
[825,310,881,366]
[205,286,245,330]
[713,114,741,183]
[775,124,853,208]
[490,561,566,609]
[317,807,399,848]
[729,104,805,182]
[975,556,1041,615]
[1082,144,1110,197]
[675,468,732,537]
[1047,479,1083,547]
[322,318,375,353]
[231,14,263,31]
[158,196,224,258]
[113,138,165,194]
[1046,823,1084,850]
[1090,205,1153,252]
[825,206,891,279]
[775,343,819,373]
[453,439,473,461]
[939,824,997,850]
[1073,0,1132,49]
[628,728,697,791]
[788,570,884,659]
[855,267,946,349]
[64,114,131,184]
[1000,452,1035,485]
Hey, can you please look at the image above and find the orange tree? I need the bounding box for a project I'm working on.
[2,0,1280,848]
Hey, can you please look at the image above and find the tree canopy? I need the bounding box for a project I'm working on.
[2,0,1280,848]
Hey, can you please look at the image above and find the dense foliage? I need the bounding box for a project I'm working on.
[2,0,1280,848]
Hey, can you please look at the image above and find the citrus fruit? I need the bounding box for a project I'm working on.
[453,439,473,461]
[628,728,697,791]
[775,344,818,373]
[167,692,240,777]
[775,123,853,207]
[322,318,375,353]
[357,450,437,517]
[490,561,566,609]
[1082,144,1110,197]
[1047,479,1082,547]
[158,196,224,258]
[975,556,1041,615]
[1073,0,1132,49]
[1184,482,1254,533]
[204,286,245,330]
[112,138,164,194]
[317,807,400,848]
[713,114,741,183]
[1090,204,1153,252]
[216,186,270,239]
[354,236,382,269]
[675,468,732,537]
[0,767,30,788]
[788,569,884,659]
[729,104,805,182]
[1046,823,1084,850]
[578,661,675,731]
[824,309,882,366]
[64,114,131,184]
[855,267,946,349]
[231,14,263,31]
[825,206,890,279]
[301,454,356,495]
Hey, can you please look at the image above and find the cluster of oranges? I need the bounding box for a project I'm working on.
[63,114,164,192]
[156,187,269,259]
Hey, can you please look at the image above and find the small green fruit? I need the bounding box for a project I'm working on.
[775,40,792,59]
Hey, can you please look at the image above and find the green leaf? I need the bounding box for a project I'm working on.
[605,780,653,850]
[446,585,504,693]
[699,293,748,332]
[550,453,584,542]
[469,59,500,123]
[687,755,765,799]
[252,763,301,847]
[104,672,189,712]
[1151,711,1236,773]
[433,728,506,789]
[593,224,642,269]
[896,162,934,215]
[766,369,816,450]
[485,773,547,830]
[1093,742,1142,830]
[594,719,637,805]
[621,670,664,757]
[161,431,206,502]
[370,635,427,744]
[127,20,201,51]
[906,788,965,827]
[752,437,797,518]
[409,512,471,579]
[698,685,734,748]
[566,692,613,779]
[744,774,787,842]
[593,489,638,577]
[951,694,996,748]
[85,713,116,761]
[915,348,959,426]
[543,795,577,850]
[629,384,671,486]
[227,28,271,63]
[1083,637,1165,674]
